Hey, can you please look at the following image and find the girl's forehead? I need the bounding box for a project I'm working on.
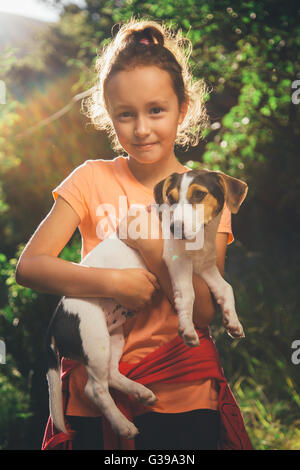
[106,66,176,105]
[111,64,170,81]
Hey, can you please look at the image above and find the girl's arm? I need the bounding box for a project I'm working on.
[15,196,158,310]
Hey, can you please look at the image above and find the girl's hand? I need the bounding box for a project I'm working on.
[112,268,160,311]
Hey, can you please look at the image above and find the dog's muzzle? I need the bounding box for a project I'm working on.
[170,220,204,241]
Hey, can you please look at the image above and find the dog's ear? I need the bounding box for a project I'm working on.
[153,173,180,205]
[215,171,248,214]
[153,178,167,205]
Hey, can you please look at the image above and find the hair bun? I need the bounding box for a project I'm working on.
[130,26,165,47]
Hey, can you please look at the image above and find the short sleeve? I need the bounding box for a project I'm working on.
[52,161,92,223]
[218,203,234,245]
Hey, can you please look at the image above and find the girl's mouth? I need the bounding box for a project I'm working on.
[134,143,157,150]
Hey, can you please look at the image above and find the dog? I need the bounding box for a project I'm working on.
[153,169,248,348]
[46,168,248,440]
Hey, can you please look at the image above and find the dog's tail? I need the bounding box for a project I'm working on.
[46,333,68,435]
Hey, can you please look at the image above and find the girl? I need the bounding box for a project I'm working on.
[16,18,252,450]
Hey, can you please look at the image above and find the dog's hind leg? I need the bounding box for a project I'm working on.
[81,311,139,439]
[108,326,157,405]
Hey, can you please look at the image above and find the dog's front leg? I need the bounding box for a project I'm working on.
[200,265,245,338]
[163,239,199,347]
[108,326,157,405]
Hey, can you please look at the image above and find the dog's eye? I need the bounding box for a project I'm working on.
[192,190,207,201]
[167,193,177,205]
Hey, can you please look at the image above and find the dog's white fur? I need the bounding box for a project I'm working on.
[161,173,244,347]
[46,171,245,439]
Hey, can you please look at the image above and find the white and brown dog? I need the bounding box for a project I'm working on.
[46,168,248,440]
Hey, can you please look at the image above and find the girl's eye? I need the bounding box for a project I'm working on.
[117,108,164,119]
[151,107,163,114]
[118,112,132,118]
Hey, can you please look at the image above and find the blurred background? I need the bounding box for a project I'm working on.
[0,0,299,450]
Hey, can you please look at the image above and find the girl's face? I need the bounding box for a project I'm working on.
[105,66,188,165]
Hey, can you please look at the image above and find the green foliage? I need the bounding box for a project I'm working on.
[0,357,31,450]
[0,248,39,449]
[233,379,300,450]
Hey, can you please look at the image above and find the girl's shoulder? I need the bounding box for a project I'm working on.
[81,155,125,172]
[54,156,124,196]
[66,155,125,183]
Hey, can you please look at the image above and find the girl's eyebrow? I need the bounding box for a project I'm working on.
[114,100,169,111]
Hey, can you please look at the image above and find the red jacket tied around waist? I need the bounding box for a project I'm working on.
[42,327,253,450]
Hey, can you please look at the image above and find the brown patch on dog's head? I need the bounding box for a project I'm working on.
[202,193,220,224]
[167,186,179,205]
[153,172,182,205]
[186,183,214,225]
[186,184,208,205]
[185,171,225,223]
[186,169,248,215]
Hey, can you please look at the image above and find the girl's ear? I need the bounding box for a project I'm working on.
[178,98,189,125]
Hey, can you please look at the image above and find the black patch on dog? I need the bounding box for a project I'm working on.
[46,341,59,371]
[47,299,89,366]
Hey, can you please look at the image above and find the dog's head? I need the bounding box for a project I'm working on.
[153,169,248,240]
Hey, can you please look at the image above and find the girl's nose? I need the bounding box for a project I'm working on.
[134,115,151,138]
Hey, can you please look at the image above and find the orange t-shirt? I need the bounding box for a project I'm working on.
[52,156,234,416]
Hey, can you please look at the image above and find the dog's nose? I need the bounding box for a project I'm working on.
[170,221,184,238]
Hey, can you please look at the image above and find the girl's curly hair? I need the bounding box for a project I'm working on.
[82,17,210,153]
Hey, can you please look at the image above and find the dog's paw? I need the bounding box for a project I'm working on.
[223,316,245,339]
[133,386,157,405]
[179,326,200,348]
[115,418,139,440]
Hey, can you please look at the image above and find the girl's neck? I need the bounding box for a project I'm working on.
[127,153,186,190]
